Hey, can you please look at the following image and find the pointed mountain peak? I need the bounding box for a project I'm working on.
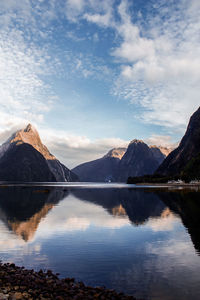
[24,123,36,132]
[129,139,144,145]
[104,148,126,160]
[9,124,55,160]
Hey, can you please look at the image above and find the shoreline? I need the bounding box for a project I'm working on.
[135,183,200,188]
[0,181,199,188]
[0,262,137,300]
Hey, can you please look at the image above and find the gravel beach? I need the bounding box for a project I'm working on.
[0,262,138,300]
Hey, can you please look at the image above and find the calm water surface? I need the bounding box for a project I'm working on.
[0,184,200,300]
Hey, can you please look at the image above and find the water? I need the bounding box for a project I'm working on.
[0,184,200,300]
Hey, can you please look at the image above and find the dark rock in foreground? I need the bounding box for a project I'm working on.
[0,263,137,300]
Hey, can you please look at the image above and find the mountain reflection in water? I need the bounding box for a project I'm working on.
[0,185,200,299]
[0,187,68,241]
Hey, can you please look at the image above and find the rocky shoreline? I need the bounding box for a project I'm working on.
[0,262,137,300]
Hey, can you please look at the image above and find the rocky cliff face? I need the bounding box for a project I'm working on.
[150,145,172,161]
[72,148,126,182]
[0,124,78,182]
[150,146,168,164]
[156,107,200,176]
[118,140,165,182]
[103,148,126,160]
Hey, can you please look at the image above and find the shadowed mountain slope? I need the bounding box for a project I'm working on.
[156,107,200,177]
[118,140,165,182]
[0,124,78,182]
[72,148,126,182]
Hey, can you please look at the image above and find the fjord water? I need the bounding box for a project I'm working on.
[0,185,200,299]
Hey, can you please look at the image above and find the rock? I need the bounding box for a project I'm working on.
[0,262,137,299]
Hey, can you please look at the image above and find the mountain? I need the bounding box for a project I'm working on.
[118,140,166,182]
[156,107,200,177]
[73,141,166,182]
[72,148,126,182]
[0,124,78,182]
[150,145,173,159]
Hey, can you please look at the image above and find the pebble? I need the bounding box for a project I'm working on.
[0,262,140,300]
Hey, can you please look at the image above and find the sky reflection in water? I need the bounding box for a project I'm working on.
[0,185,200,300]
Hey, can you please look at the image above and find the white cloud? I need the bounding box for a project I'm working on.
[84,1,114,28]
[0,2,62,128]
[111,0,200,131]
[41,129,128,168]
[145,134,178,149]
[113,2,155,63]
[84,12,111,27]
[64,0,200,132]
[146,209,179,232]
[65,53,113,81]
[65,0,86,21]
[65,0,114,26]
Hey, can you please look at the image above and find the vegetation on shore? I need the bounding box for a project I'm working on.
[127,150,200,184]
[127,173,200,184]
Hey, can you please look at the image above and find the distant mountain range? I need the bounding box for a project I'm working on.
[73,140,168,182]
[2,104,199,184]
[0,124,78,182]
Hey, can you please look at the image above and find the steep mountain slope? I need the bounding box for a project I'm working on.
[118,140,165,182]
[72,148,126,182]
[150,146,168,164]
[0,124,78,182]
[156,107,200,176]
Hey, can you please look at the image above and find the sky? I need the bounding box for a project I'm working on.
[0,0,200,168]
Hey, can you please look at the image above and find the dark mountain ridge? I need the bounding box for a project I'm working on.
[118,140,166,182]
[156,107,200,177]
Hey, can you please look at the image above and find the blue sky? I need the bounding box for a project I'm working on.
[0,0,200,167]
